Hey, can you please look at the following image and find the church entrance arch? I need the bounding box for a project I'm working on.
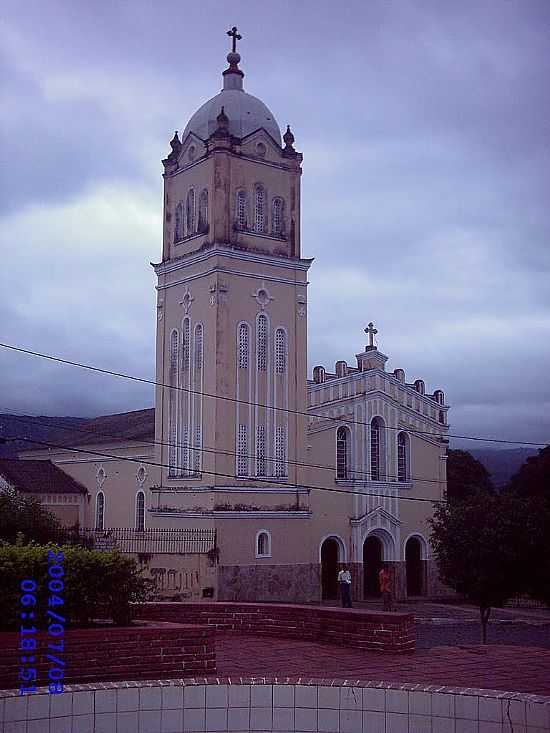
[363,535,383,598]
[320,537,341,600]
[405,536,425,596]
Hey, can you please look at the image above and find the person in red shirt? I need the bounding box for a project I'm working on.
[378,564,394,611]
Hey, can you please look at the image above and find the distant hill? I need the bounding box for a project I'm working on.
[469,448,539,489]
[0,414,88,458]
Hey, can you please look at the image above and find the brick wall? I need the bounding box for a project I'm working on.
[139,602,415,653]
[0,622,214,689]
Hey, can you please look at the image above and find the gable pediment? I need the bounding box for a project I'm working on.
[351,505,401,529]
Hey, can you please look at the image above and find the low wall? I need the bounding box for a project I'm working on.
[139,601,415,653]
[0,622,214,689]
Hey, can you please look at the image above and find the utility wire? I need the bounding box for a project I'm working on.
[0,341,547,448]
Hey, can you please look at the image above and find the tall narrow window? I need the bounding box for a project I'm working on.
[135,491,145,531]
[256,530,271,558]
[237,425,248,477]
[238,323,249,369]
[272,197,283,236]
[254,185,266,233]
[186,188,195,235]
[193,425,201,475]
[198,189,208,232]
[181,426,189,473]
[336,426,350,479]
[275,425,287,477]
[370,417,384,481]
[194,324,203,370]
[275,329,287,374]
[95,492,105,530]
[397,432,408,482]
[182,318,190,372]
[168,330,179,475]
[256,425,266,477]
[169,330,178,376]
[236,190,247,230]
[257,315,268,371]
[174,201,184,242]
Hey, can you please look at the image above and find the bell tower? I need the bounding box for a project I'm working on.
[153,30,311,497]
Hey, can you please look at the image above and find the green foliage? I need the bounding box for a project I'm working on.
[505,446,550,499]
[0,487,62,544]
[0,543,154,631]
[446,450,494,502]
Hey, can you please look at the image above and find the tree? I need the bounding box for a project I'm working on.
[505,445,550,499]
[0,486,62,544]
[429,493,524,642]
[446,449,494,502]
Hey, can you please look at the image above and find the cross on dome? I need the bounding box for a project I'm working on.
[364,322,378,348]
[227,26,242,53]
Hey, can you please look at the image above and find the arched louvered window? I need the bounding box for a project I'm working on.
[397,432,409,482]
[254,185,266,233]
[256,425,266,477]
[168,330,179,475]
[95,492,105,530]
[238,323,249,369]
[236,190,247,230]
[370,417,385,481]
[169,330,178,378]
[198,189,208,233]
[257,315,268,371]
[275,425,287,477]
[237,424,248,477]
[275,329,287,374]
[336,426,350,479]
[135,491,145,531]
[256,530,271,558]
[174,201,184,242]
[186,188,195,235]
[182,318,190,372]
[272,197,283,236]
[194,324,203,370]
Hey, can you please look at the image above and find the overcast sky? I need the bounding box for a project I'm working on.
[1,0,549,450]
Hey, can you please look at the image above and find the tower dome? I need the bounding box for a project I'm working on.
[182,34,282,145]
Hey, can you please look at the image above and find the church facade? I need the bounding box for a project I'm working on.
[21,33,449,603]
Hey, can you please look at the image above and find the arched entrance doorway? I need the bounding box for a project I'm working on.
[363,535,383,598]
[320,538,340,600]
[406,536,424,596]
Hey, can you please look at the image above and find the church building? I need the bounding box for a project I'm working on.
[20,30,449,603]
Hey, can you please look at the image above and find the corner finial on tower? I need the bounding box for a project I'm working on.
[212,106,230,139]
[282,125,297,157]
[223,26,245,90]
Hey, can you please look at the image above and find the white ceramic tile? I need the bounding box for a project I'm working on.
[455,720,478,733]
[206,707,228,732]
[478,722,501,733]
[118,687,140,712]
[296,686,317,709]
[161,686,183,711]
[273,685,294,708]
[95,689,116,714]
[502,699,526,726]
[433,717,456,733]
[251,685,272,708]
[410,691,431,716]
[526,703,548,728]
[273,706,294,731]
[207,685,229,709]
[340,708,362,733]
[140,686,162,710]
[479,698,502,723]
[71,713,94,733]
[295,707,317,732]
[28,694,50,719]
[72,691,93,716]
[27,719,50,733]
[362,710,385,733]
[3,721,26,733]
[139,709,162,733]
[161,708,183,733]
[184,685,206,709]
[433,694,455,719]
[386,711,408,733]
[95,711,117,733]
[385,690,408,714]
[455,696,478,721]
[229,685,250,708]
[409,713,432,733]
[250,706,273,731]
[362,688,385,712]
[340,687,362,711]
[117,711,140,733]
[50,692,72,718]
[318,707,339,732]
[184,708,206,732]
[227,707,249,732]
[318,686,340,710]
[50,717,72,733]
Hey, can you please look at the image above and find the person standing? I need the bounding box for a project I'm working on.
[379,564,394,611]
[338,565,352,608]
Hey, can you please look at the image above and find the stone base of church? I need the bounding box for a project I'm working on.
[217,563,320,603]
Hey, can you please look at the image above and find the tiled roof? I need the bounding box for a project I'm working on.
[0,459,88,495]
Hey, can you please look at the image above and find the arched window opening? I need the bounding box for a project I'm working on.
[169,330,179,379]
[272,197,283,236]
[336,426,350,479]
[397,432,409,482]
[256,530,271,558]
[254,185,266,233]
[182,318,190,372]
[257,315,268,371]
[275,329,287,374]
[186,188,195,236]
[256,425,266,477]
[275,425,287,477]
[197,189,208,233]
[236,190,247,230]
[95,492,105,531]
[237,424,248,477]
[135,491,145,531]
[194,324,203,371]
[238,323,249,369]
[174,201,184,242]
[439,410,445,425]
[370,417,385,481]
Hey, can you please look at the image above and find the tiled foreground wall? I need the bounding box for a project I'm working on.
[1,678,549,733]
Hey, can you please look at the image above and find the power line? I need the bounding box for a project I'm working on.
[0,341,547,448]
[1,433,445,505]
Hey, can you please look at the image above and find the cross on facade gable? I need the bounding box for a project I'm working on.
[227,26,242,53]
[365,322,378,348]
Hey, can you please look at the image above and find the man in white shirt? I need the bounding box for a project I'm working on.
[337,565,352,608]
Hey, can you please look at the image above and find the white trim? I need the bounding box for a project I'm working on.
[363,527,397,562]
[403,532,429,561]
[150,510,311,519]
[153,245,312,276]
[149,486,309,494]
[318,534,347,564]
[255,529,272,558]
